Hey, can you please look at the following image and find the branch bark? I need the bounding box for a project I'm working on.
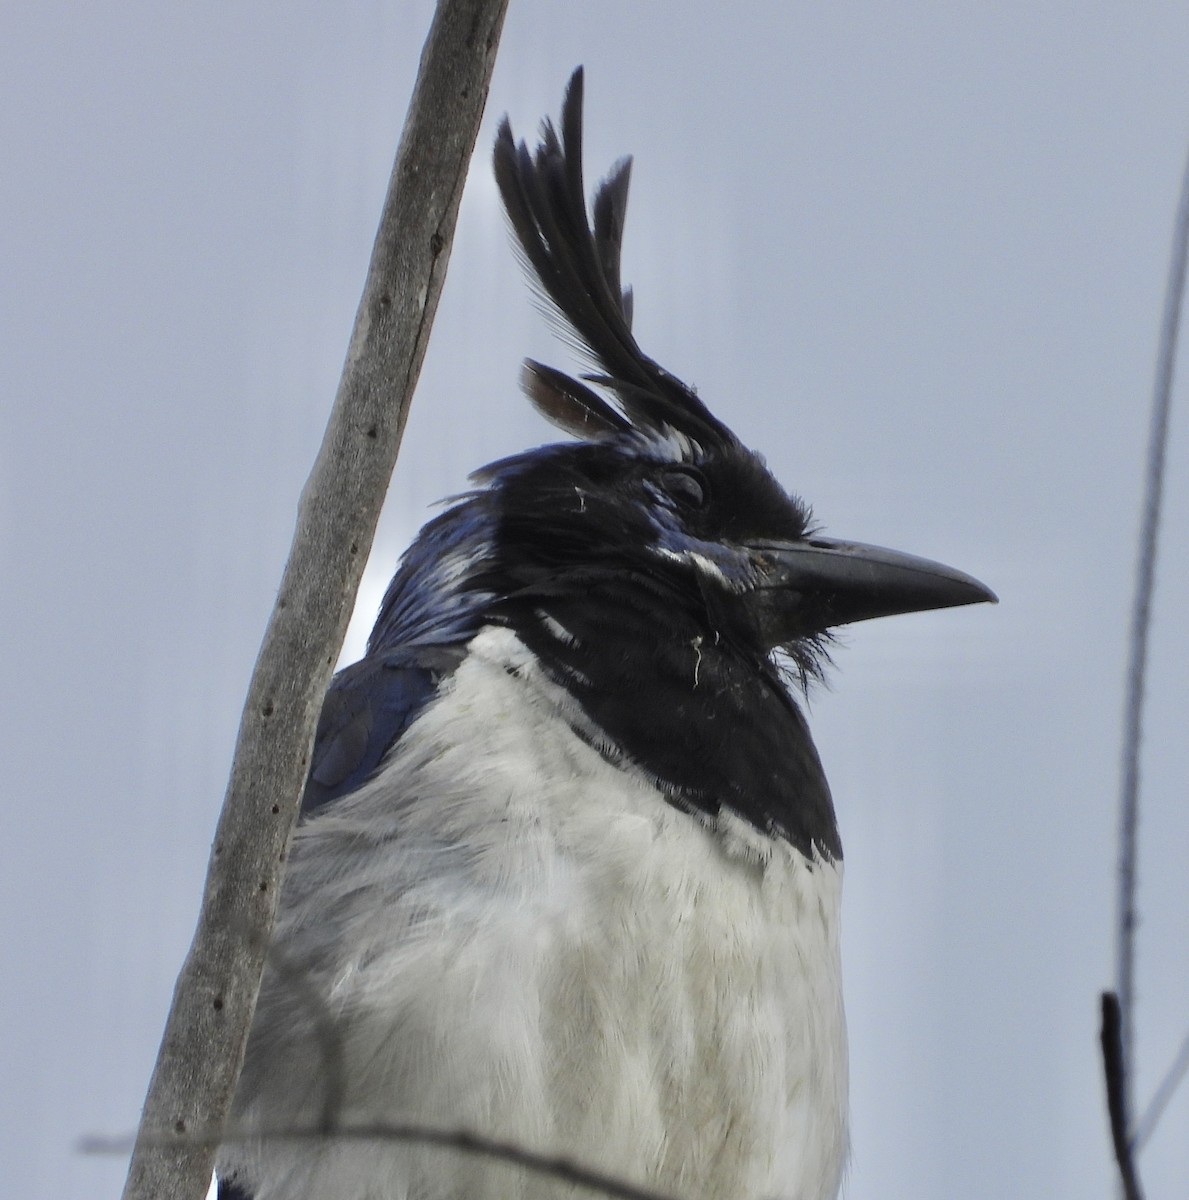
[1101,992,1144,1200]
[121,3,509,1197]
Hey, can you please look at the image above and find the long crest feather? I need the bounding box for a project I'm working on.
[494,68,734,448]
[520,360,630,439]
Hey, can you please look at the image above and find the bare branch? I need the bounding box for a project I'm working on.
[92,1122,685,1200]
[1134,1024,1189,1151]
[1100,992,1144,1200]
[120,4,508,1198]
[261,946,347,1134]
[1115,137,1189,1091]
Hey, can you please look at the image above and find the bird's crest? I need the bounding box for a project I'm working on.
[493,68,735,454]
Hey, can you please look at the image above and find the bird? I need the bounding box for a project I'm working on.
[216,68,995,1200]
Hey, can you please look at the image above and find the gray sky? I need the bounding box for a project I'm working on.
[3,3,1188,1198]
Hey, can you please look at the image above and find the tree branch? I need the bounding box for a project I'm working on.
[1135,1024,1189,1151]
[1101,992,1144,1200]
[94,1122,683,1200]
[120,3,509,1197]
[1115,135,1189,1096]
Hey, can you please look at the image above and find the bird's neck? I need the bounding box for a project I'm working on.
[492,570,842,863]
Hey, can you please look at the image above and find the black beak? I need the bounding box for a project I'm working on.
[749,535,997,647]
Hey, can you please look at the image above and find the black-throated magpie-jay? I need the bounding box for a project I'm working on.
[216,69,994,1200]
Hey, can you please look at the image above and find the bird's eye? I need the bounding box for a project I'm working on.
[665,468,709,510]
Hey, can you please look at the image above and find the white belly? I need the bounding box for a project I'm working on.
[223,626,849,1200]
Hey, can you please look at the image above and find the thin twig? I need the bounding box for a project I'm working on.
[1114,136,1189,1129]
[1134,1024,1189,1150]
[90,1123,683,1200]
[261,946,346,1134]
[1101,992,1144,1200]
[120,5,508,1199]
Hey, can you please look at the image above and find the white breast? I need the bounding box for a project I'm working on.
[222,626,848,1200]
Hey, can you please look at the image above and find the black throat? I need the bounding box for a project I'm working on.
[493,570,842,864]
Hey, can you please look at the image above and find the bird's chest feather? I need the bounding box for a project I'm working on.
[228,627,848,1200]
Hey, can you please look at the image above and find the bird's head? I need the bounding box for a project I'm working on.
[368,69,994,854]
[443,68,994,687]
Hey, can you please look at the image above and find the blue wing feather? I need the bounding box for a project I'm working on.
[297,500,499,818]
[300,644,465,816]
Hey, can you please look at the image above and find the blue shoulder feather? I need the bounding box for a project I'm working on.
[301,645,465,816]
[300,497,497,817]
